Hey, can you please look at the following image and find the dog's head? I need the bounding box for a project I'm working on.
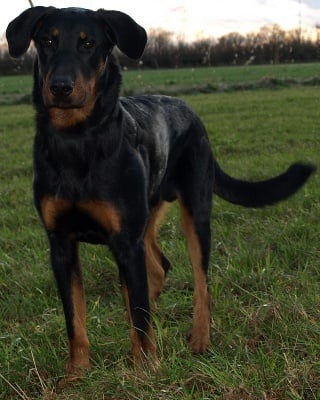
[6,7,147,128]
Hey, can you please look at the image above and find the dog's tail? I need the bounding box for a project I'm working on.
[213,161,316,207]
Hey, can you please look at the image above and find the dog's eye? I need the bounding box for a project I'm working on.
[81,40,95,50]
[42,38,53,48]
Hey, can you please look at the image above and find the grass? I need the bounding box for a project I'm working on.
[121,63,320,96]
[1,62,320,103]
[0,64,319,399]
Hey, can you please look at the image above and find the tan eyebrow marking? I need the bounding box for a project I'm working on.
[52,28,59,37]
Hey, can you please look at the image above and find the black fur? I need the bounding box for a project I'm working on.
[6,6,315,376]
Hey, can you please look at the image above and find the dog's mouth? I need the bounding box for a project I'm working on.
[43,89,89,109]
[46,90,97,129]
[46,100,86,109]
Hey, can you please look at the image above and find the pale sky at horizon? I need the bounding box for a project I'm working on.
[2,0,320,41]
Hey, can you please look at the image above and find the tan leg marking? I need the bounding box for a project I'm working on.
[77,200,121,233]
[40,196,121,234]
[179,201,211,353]
[41,196,72,231]
[67,270,91,378]
[144,202,170,306]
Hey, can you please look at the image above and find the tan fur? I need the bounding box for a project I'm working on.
[41,196,72,231]
[67,270,91,375]
[179,201,211,353]
[52,28,59,37]
[77,200,121,233]
[48,103,96,129]
[40,196,121,234]
[144,202,170,305]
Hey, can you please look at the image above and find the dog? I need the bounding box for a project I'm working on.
[6,6,315,379]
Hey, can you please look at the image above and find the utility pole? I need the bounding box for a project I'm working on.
[316,25,320,60]
[299,0,302,43]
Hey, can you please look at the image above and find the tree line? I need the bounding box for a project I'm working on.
[1,24,320,74]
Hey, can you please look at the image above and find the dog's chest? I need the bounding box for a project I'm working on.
[40,196,122,244]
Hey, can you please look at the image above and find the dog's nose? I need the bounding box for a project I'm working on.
[50,77,74,97]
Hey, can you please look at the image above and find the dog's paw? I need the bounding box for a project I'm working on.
[187,331,211,354]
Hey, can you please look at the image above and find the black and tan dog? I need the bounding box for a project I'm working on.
[6,7,315,378]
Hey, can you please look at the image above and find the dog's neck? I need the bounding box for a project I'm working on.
[91,56,122,124]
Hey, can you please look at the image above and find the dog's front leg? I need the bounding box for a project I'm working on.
[48,234,90,379]
[113,239,158,368]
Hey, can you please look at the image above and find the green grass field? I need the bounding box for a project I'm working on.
[1,62,320,102]
[0,64,319,399]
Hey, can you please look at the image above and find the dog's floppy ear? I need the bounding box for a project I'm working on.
[96,10,147,59]
[6,6,55,58]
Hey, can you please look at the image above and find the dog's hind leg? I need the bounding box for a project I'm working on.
[176,135,214,353]
[179,199,212,353]
[144,201,171,306]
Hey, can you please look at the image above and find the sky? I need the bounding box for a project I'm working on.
[2,0,320,41]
